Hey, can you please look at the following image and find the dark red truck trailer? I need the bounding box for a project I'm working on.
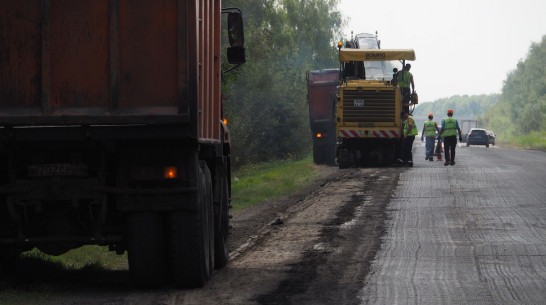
[0,0,245,288]
[306,69,338,165]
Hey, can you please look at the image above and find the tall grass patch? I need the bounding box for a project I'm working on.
[231,155,318,211]
[21,245,128,270]
[501,131,546,150]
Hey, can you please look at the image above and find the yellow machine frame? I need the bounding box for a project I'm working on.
[336,49,417,139]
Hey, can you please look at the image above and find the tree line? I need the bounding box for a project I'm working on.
[413,94,500,120]
[222,0,343,168]
[479,35,546,146]
[413,35,545,148]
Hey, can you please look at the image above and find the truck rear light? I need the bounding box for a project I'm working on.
[164,167,177,179]
[129,166,180,181]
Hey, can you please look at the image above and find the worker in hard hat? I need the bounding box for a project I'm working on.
[421,114,439,161]
[440,109,463,166]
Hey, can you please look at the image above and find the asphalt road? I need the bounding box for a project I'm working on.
[360,143,546,304]
[162,143,546,305]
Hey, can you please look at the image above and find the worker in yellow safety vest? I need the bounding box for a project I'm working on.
[397,63,415,104]
[421,114,439,161]
[440,109,463,166]
[397,111,418,167]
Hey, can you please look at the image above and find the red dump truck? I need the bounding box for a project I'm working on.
[0,0,245,288]
[306,69,338,165]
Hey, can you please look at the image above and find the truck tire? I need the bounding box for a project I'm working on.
[326,143,337,166]
[127,212,166,288]
[313,141,324,164]
[170,161,214,288]
[338,149,351,169]
[214,176,230,269]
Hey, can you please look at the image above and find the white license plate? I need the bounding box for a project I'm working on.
[28,163,88,177]
[354,99,365,107]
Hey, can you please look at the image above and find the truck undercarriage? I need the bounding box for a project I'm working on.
[0,125,230,288]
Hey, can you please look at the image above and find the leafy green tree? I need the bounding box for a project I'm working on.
[413,94,499,120]
[480,35,546,144]
[222,0,344,167]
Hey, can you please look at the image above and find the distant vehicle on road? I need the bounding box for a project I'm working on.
[466,128,490,147]
[460,119,478,142]
[487,130,496,145]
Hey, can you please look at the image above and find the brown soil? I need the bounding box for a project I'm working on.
[2,165,401,305]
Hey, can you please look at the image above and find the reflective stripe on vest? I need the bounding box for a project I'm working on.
[425,120,436,137]
[404,116,418,136]
[399,70,411,88]
[443,117,457,137]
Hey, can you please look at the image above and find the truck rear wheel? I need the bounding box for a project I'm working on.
[170,161,214,288]
[338,149,352,169]
[127,212,166,288]
[313,142,325,164]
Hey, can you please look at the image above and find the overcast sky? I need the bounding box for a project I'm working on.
[338,0,546,103]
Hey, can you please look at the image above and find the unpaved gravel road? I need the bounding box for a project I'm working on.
[4,143,546,305]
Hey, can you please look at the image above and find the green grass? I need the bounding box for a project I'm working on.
[0,246,128,305]
[231,155,319,211]
[21,245,128,270]
[500,131,546,150]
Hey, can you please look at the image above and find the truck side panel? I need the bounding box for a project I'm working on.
[0,0,221,141]
[306,69,338,165]
[306,70,338,124]
[197,0,221,141]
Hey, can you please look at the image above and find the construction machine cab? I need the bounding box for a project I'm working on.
[338,49,415,82]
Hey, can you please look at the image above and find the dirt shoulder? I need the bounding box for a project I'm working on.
[228,165,343,259]
[172,166,400,304]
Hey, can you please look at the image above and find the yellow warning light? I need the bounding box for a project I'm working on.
[316,133,322,138]
[223,118,228,125]
[337,41,343,47]
[164,167,177,179]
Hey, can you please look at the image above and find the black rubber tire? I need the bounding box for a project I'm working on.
[326,143,337,166]
[338,149,351,169]
[126,212,166,288]
[312,141,324,164]
[0,246,20,278]
[170,161,214,288]
[214,176,230,269]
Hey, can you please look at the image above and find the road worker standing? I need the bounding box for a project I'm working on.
[440,109,463,166]
[421,114,439,161]
[397,64,415,104]
[398,111,418,167]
